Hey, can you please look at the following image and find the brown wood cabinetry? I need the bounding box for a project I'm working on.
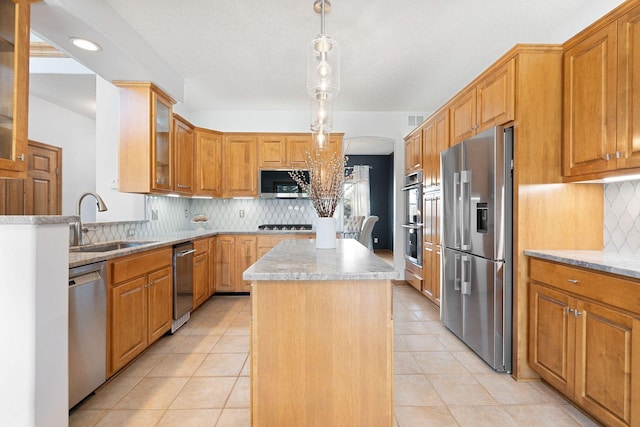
[173,114,195,195]
[257,234,313,259]
[108,247,173,376]
[115,82,177,194]
[449,59,515,145]
[404,260,423,293]
[257,134,315,169]
[404,130,422,174]
[564,2,640,179]
[208,237,216,296]
[194,128,223,197]
[193,238,210,309]
[224,134,257,197]
[288,135,313,168]
[422,192,441,305]
[421,109,449,188]
[0,0,30,179]
[215,234,257,293]
[528,258,640,427]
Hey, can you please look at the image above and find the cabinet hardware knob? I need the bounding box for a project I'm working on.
[565,307,573,314]
[177,184,189,188]
[16,153,25,161]
[574,310,582,318]
[615,151,624,159]
[567,279,579,284]
[604,153,612,161]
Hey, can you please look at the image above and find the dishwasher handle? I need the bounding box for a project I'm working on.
[176,249,196,257]
[69,271,102,289]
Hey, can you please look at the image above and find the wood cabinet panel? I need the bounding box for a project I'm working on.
[224,134,257,197]
[258,135,286,169]
[404,131,422,174]
[449,88,476,145]
[216,235,235,292]
[476,59,515,133]
[208,237,216,296]
[111,248,173,284]
[147,266,172,343]
[173,114,195,195]
[235,235,257,292]
[563,23,618,176]
[193,238,210,308]
[288,135,312,168]
[195,128,223,197]
[151,92,173,193]
[110,276,148,373]
[0,0,29,179]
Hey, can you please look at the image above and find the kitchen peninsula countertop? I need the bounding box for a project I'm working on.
[243,238,395,281]
[524,249,640,280]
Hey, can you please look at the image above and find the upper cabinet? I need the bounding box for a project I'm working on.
[404,129,422,174]
[563,2,640,180]
[115,82,177,194]
[257,134,313,169]
[173,114,195,195]
[195,128,223,197]
[223,133,257,197]
[0,0,30,179]
[422,109,449,187]
[449,59,515,145]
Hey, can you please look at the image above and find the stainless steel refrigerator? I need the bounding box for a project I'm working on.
[440,126,513,373]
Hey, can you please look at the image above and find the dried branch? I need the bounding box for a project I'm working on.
[289,150,346,218]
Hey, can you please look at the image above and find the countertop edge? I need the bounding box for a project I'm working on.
[524,249,640,280]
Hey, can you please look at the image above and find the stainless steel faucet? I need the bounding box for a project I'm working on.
[73,192,108,246]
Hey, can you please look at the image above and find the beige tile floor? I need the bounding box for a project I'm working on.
[70,275,601,426]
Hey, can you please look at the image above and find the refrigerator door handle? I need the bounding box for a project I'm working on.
[454,253,461,291]
[460,170,471,250]
[453,172,460,249]
[461,255,471,295]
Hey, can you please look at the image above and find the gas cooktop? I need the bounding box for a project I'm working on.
[258,224,313,231]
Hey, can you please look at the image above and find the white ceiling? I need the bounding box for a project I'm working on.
[29,0,627,154]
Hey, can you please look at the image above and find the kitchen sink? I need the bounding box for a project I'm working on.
[70,241,156,253]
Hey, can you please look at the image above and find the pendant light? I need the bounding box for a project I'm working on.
[307,0,340,150]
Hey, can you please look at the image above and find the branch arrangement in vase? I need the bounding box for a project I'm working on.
[289,151,346,218]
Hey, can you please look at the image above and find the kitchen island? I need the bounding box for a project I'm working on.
[243,238,396,426]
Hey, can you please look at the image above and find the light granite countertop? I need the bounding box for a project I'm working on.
[0,215,79,225]
[524,249,640,280]
[243,238,396,281]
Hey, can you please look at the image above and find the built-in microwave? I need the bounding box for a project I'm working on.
[259,170,310,199]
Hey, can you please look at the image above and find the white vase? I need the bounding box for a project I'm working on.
[315,217,336,249]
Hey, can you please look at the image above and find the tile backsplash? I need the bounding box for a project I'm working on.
[81,196,318,244]
[604,181,640,255]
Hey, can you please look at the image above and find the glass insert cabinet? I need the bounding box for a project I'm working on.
[0,0,30,179]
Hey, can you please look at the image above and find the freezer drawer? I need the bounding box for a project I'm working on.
[442,248,510,372]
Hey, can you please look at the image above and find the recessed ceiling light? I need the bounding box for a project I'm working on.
[69,37,101,52]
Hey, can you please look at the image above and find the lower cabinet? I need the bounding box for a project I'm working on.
[216,234,257,293]
[193,238,210,309]
[108,247,173,376]
[422,243,441,306]
[257,234,313,259]
[405,260,423,293]
[528,258,640,427]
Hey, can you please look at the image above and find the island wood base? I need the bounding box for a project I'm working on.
[250,279,393,426]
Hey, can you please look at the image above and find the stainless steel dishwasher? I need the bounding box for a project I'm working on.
[172,242,195,332]
[69,261,107,409]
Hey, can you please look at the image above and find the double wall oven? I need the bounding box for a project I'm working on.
[402,170,423,267]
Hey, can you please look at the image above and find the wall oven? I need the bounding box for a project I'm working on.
[402,170,423,267]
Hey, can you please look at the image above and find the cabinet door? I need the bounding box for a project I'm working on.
[563,22,618,177]
[216,235,235,292]
[574,300,639,427]
[147,267,172,343]
[0,0,29,179]
[110,276,148,373]
[528,283,576,396]
[235,235,257,292]
[404,132,422,174]
[173,116,194,195]
[151,92,174,192]
[224,135,257,197]
[195,129,223,197]
[433,245,441,304]
[433,110,449,187]
[193,252,209,308]
[449,88,476,145]
[422,121,435,184]
[422,243,435,301]
[476,59,515,133]
[288,135,312,169]
[258,135,287,169]
[208,237,216,296]
[617,5,640,170]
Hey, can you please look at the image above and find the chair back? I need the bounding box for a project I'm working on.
[343,215,364,239]
[357,215,379,250]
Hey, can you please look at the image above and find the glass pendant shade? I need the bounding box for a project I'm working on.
[312,127,330,151]
[310,93,333,132]
[307,34,340,97]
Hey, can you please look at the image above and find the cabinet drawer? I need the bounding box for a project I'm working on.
[529,258,640,315]
[194,239,209,255]
[405,269,422,292]
[111,247,173,285]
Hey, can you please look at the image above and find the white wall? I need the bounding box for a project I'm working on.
[94,76,146,222]
[28,95,96,219]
